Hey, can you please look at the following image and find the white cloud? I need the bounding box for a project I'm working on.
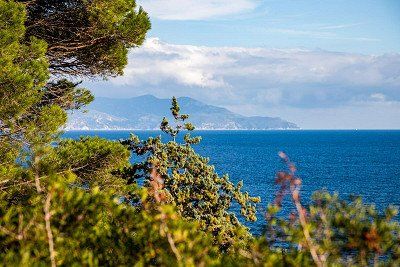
[137,0,258,20]
[370,93,386,102]
[117,38,231,87]
[111,38,400,107]
[91,38,400,128]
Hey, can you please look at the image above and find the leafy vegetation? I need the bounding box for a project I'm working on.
[0,1,399,266]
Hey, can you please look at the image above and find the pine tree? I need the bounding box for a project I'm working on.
[122,97,261,251]
[0,2,233,266]
[20,0,151,77]
[0,0,49,182]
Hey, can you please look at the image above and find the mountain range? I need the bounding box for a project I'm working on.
[66,95,299,130]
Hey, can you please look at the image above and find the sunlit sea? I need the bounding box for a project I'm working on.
[63,130,400,234]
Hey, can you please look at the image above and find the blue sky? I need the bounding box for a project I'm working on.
[144,0,400,54]
[86,0,400,129]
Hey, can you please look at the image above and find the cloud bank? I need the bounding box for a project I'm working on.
[92,38,400,129]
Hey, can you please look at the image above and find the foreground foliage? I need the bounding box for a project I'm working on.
[0,1,399,266]
[264,153,400,266]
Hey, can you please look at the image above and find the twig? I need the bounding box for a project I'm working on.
[292,190,324,267]
[34,155,42,193]
[44,192,56,267]
[167,231,182,261]
[278,152,326,267]
[0,166,89,191]
[150,167,182,262]
[0,226,19,240]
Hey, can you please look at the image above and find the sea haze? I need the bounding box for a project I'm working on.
[63,130,400,234]
[66,95,298,130]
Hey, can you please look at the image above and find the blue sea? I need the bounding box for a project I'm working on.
[63,130,400,234]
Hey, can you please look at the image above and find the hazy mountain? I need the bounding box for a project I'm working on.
[66,95,299,130]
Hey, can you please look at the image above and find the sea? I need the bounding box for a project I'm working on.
[63,130,400,234]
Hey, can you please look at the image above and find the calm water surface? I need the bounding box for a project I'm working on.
[63,130,400,234]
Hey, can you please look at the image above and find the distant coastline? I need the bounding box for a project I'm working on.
[64,128,303,131]
[67,94,299,131]
[63,129,400,132]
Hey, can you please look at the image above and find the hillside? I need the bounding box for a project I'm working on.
[66,95,299,130]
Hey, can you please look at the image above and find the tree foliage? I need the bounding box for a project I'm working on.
[21,0,151,77]
[0,2,223,266]
[122,97,260,251]
[0,177,224,266]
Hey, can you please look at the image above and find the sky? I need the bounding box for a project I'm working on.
[86,0,400,129]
